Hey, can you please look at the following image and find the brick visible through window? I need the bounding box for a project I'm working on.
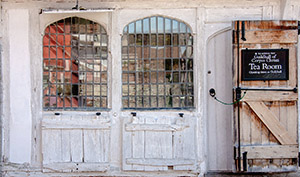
[43,17,108,110]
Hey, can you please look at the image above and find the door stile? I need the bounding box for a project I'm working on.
[233,20,299,172]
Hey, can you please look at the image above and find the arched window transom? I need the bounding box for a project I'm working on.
[122,16,194,109]
[43,17,108,110]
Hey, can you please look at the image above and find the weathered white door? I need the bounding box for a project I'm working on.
[42,114,111,172]
[120,16,198,171]
[122,113,197,171]
[233,21,298,172]
[41,17,111,173]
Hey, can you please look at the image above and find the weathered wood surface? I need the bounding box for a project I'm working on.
[241,145,298,159]
[122,116,196,171]
[125,123,189,131]
[126,158,194,166]
[42,115,111,172]
[43,162,109,173]
[246,101,297,145]
[242,91,298,102]
[42,116,111,129]
[233,21,298,171]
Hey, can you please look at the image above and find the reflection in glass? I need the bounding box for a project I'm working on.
[122,16,194,109]
[43,17,108,110]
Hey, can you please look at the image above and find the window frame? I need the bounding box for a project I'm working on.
[121,16,195,110]
[42,17,109,111]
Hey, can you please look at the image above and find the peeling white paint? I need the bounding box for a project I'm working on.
[1,0,300,176]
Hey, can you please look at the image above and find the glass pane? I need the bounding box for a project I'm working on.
[158,34,164,46]
[180,22,186,33]
[158,17,164,33]
[122,85,129,96]
[144,85,150,95]
[129,34,135,45]
[101,97,107,107]
[157,48,164,58]
[129,23,134,33]
[136,47,142,59]
[101,86,107,96]
[151,96,157,107]
[172,20,178,33]
[143,47,150,58]
[150,17,156,33]
[94,85,100,96]
[151,34,157,46]
[165,18,171,33]
[122,97,129,107]
[122,61,129,71]
[144,34,150,46]
[165,34,171,46]
[121,16,194,109]
[143,18,150,33]
[144,59,150,71]
[151,85,157,95]
[136,34,142,45]
[129,85,136,96]
[150,72,157,83]
[136,20,142,33]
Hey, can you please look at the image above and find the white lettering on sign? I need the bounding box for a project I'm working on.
[242,49,288,81]
[262,63,282,70]
[248,52,282,72]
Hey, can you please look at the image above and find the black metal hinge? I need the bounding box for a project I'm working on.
[298,21,300,35]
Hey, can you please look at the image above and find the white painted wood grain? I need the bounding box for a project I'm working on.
[43,162,109,173]
[122,116,196,171]
[132,116,145,171]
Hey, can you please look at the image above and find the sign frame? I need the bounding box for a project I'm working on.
[241,49,289,81]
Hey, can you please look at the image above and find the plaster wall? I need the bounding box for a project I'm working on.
[1,0,300,176]
[8,9,32,163]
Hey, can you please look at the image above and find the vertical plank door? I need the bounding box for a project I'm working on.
[233,21,298,172]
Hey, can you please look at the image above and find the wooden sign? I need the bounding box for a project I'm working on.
[242,49,289,81]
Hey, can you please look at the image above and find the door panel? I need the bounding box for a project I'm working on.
[122,115,196,171]
[42,114,111,172]
[233,21,298,172]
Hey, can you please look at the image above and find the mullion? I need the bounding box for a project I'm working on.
[141,20,145,108]
[92,21,96,108]
[178,21,182,107]
[162,17,168,107]
[63,19,66,108]
[144,19,151,108]
[47,25,51,108]
[70,17,73,108]
[126,33,130,107]
[155,17,159,108]
[134,22,137,108]
[100,27,103,107]
[184,24,188,107]
[55,22,58,109]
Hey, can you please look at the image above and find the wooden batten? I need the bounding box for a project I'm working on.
[242,91,298,102]
[42,116,111,129]
[241,145,298,159]
[240,30,298,44]
[43,162,109,173]
[125,123,189,131]
[246,101,297,145]
[126,158,195,166]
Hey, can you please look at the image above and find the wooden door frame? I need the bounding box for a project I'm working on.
[233,20,299,172]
